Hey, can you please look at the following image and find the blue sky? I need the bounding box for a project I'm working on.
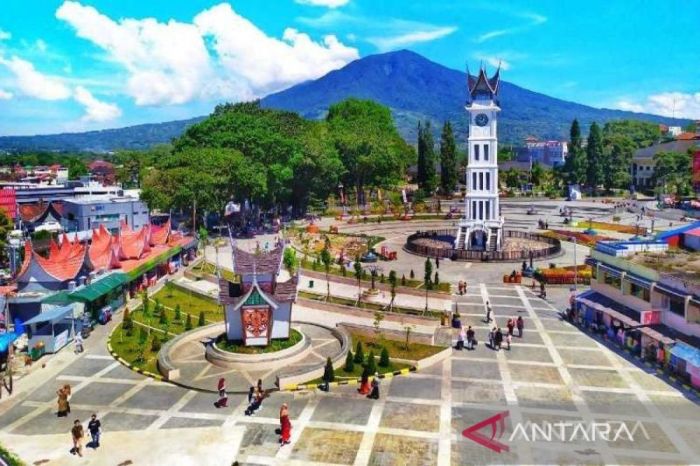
[0,0,698,136]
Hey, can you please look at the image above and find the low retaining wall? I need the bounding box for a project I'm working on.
[301,269,450,298]
[405,229,562,262]
[297,297,441,328]
[206,332,312,371]
[158,322,225,380]
[338,322,436,346]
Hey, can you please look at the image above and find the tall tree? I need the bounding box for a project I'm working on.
[563,119,586,185]
[423,258,432,315]
[602,134,634,192]
[586,122,604,193]
[439,121,458,195]
[416,121,437,194]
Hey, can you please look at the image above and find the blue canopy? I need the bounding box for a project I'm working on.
[24,305,74,326]
[670,343,700,368]
[0,333,18,352]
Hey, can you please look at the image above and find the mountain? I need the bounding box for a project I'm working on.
[0,50,688,152]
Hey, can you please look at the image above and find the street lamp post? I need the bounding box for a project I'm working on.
[570,236,578,293]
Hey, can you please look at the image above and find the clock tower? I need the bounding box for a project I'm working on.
[455,65,504,251]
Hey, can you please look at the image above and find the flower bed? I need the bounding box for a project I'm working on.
[215,329,303,354]
[536,265,592,285]
[546,229,614,248]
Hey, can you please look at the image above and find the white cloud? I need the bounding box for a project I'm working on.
[295,0,350,8]
[616,92,700,119]
[368,26,457,51]
[194,3,358,95]
[0,55,72,100]
[73,86,121,122]
[35,39,47,52]
[0,89,12,100]
[56,1,358,106]
[0,29,10,41]
[475,11,547,43]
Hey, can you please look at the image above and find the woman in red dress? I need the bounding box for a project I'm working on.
[215,378,228,408]
[358,368,371,395]
[279,403,291,445]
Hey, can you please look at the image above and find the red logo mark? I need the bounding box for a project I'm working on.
[462,411,510,453]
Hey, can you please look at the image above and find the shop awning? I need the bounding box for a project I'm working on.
[24,305,73,325]
[599,264,623,278]
[670,343,700,368]
[124,246,181,280]
[655,283,687,299]
[41,290,73,305]
[68,273,128,303]
[626,273,653,289]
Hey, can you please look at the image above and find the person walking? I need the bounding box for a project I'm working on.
[506,332,512,351]
[279,403,292,445]
[516,316,524,338]
[494,328,503,351]
[488,327,495,349]
[358,368,371,395]
[485,301,492,323]
[57,386,70,417]
[64,384,72,414]
[87,414,101,448]
[74,332,84,354]
[455,326,465,350]
[507,318,515,337]
[215,377,228,408]
[368,373,381,400]
[466,326,475,350]
[71,420,85,457]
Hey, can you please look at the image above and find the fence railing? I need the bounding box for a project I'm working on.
[405,229,561,262]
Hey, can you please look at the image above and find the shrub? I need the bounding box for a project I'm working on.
[366,351,377,374]
[159,309,168,326]
[151,336,162,352]
[354,342,364,364]
[174,305,181,322]
[340,264,347,277]
[434,272,439,286]
[379,347,390,367]
[410,269,415,279]
[323,357,335,383]
[185,313,193,331]
[138,326,148,345]
[401,274,406,286]
[198,311,206,327]
[344,350,354,372]
[380,273,385,283]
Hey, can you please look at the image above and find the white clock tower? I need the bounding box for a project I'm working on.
[455,65,504,251]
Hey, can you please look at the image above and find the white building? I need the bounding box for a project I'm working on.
[455,66,504,251]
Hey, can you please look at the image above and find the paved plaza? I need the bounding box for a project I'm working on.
[1,284,698,465]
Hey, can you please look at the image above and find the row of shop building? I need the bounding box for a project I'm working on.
[1,220,196,355]
[575,237,700,389]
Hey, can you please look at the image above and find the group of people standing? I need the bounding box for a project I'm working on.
[357,371,381,399]
[455,313,525,352]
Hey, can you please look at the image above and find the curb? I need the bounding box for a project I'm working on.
[282,366,417,392]
[106,325,169,383]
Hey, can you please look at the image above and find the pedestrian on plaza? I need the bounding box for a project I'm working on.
[74,332,84,354]
[245,388,264,416]
[257,379,264,395]
[488,327,496,348]
[57,386,70,417]
[485,301,492,323]
[506,333,512,351]
[455,326,465,350]
[278,403,292,445]
[247,386,255,404]
[435,256,440,269]
[466,326,475,350]
[215,377,228,408]
[87,413,101,448]
[494,328,503,351]
[463,281,468,294]
[516,316,524,338]
[506,318,515,336]
[522,261,527,272]
[70,419,84,457]
[358,367,371,395]
[367,373,381,400]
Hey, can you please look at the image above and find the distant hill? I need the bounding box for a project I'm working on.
[0,50,689,152]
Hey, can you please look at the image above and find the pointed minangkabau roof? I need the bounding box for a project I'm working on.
[467,63,501,100]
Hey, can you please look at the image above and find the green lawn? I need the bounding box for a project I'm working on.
[349,330,446,361]
[298,290,444,319]
[306,357,411,385]
[216,329,303,354]
[149,284,224,324]
[109,323,165,375]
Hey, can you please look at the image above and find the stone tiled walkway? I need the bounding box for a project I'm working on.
[1,285,699,465]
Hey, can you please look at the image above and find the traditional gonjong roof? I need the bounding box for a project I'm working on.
[232,245,284,276]
[467,64,501,100]
[17,201,64,224]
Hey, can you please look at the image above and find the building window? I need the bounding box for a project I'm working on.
[479,172,484,190]
[486,172,491,191]
[478,201,483,220]
[474,144,480,161]
[629,282,650,302]
[472,172,477,190]
[485,200,490,220]
[603,272,621,289]
[484,144,489,161]
[669,295,685,317]
[591,265,597,280]
[472,201,476,220]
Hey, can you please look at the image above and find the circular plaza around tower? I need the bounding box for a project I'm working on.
[405,229,561,262]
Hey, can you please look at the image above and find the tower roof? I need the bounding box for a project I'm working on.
[467,64,501,101]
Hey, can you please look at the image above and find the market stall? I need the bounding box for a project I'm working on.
[24,305,75,357]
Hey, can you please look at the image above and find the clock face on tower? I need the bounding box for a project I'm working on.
[475,113,489,127]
